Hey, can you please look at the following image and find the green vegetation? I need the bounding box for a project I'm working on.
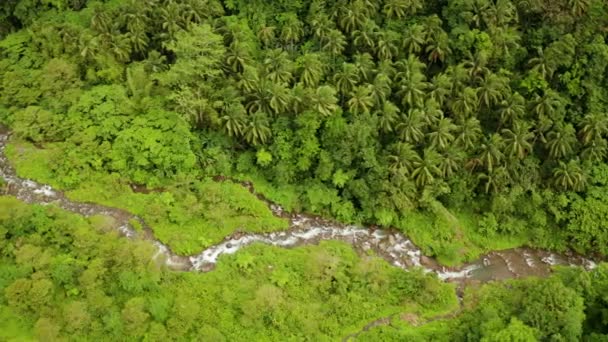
[1,0,608,340]
[359,264,608,341]
[2,0,608,263]
[0,197,456,340]
[6,141,288,255]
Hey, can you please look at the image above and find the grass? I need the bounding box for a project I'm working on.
[187,240,459,340]
[5,140,288,255]
[397,202,529,266]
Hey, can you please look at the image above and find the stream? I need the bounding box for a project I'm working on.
[0,126,598,284]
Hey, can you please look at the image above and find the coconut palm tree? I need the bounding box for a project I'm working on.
[497,92,525,126]
[370,73,392,105]
[451,87,479,119]
[578,112,608,145]
[347,85,374,115]
[339,0,368,33]
[438,146,465,178]
[384,0,420,19]
[388,142,419,176]
[569,0,590,16]
[244,111,272,146]
[220,103,247,137]
[545,124,576,159]
[352,20,379,51]
[353,53,375,82]
[528,47,556,80]
[280,14,304,46]
[581,138,607,162]
[322,29,347,57]
[552,160,587,192]
[397,109,426,144]
[333,63,360,97]
[427,72,452,106]
[478,134,505,172]
[225,42,252,74]
[455,117,482,150]
[428,117,457,150]
[426,32,451,64]
[411,148,442,187]
[477,73,510,108]
[296,53,325,88]
[502,121,534,159]
[313,85,339,117]
[401,24,427,55]
[375,31,399,61]
[376,101,400,133]
[263,48,293,84]
[257,26,276,47]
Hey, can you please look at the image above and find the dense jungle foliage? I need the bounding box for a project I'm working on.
[1,0,608,340]
[2,0,608,262]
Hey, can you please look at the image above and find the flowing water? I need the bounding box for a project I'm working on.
[0,126,598,283]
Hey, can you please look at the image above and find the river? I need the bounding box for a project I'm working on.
[0,126,598,284]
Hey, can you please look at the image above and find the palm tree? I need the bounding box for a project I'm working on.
[244,111,272,146]
[257,26,276,47]
[427,72,452,107]
[528,47,556,80]
[455,117,482,150]
[462,51,490,80]
[370,73,392,105]
[280,14,304,46]
[422,99,444,126]
[388,142,419,176]
[532,90,562,120]
[545,124,576,159]
[397,109,426,144]
[225,42,252,73]
[220,103,247,137]
[375,31,399,61]
[497,92,525,126]
[426,32,451,64]
[581,138,607,162]
[450,87,479,119]
[339,0,368,33]
[569,0,590,16]
[478,134,505,172]
[478,167,509,194]
[481,0,517,27]
[313,85,339,117]
[383,0,420,19]
[263,48,293,84]
[476,73,510,108]
[268,82,291,115]
[347,85,374,115]
[128,27,149,55]
[296,53,325,88]
[333,63,360,97]
[376,101,400,133]
[322,29,346,57]
[411,148,442,187]
[290,83,312,115]
[396,71,429,109]
[428,117,457,150]
[353,53,375,82]
[310,12,334,42]
[438,147,464,178]
[352,20,378,51]
[401,24,426,55]
[553,160,587,192]
[578,112,608,145]
[91,5,111,34]
[501,121,534,159]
